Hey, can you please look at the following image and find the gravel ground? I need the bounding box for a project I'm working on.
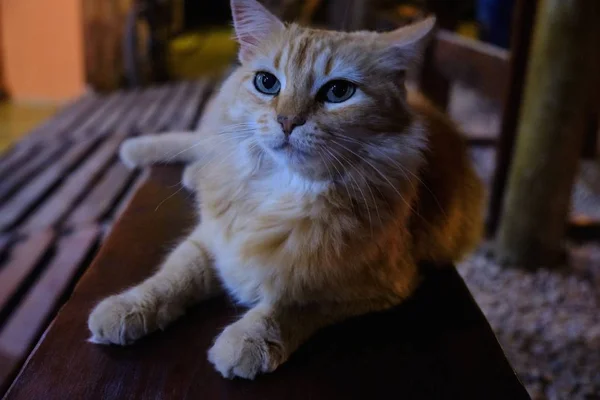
[459,249,600,400]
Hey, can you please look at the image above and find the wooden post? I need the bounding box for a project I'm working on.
[486,0,538,235]
[495,0,600,268]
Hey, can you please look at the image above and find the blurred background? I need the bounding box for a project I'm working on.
[0,1,599,399]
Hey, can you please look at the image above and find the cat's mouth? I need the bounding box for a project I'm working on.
[271,141,312,157]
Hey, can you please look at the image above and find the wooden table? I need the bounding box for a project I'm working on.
[3,166,530,400]
[0,81,213,391]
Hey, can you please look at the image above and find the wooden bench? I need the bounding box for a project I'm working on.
[3,166,530,400]
[0,80,215,391]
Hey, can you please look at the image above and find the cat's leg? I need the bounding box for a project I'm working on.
[88,227,221,345]
[208,300,393,379]
[120,132,202,169]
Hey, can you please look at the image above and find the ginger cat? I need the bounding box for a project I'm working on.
[88,0,484,380]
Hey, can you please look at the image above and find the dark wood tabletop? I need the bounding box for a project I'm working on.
[4,166,530,400]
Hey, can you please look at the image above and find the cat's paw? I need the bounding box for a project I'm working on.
[207,319,286,379]
[119,138,152,169]
[87,293,152,345]
[88,292,181,346]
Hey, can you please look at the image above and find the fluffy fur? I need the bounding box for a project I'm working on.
[89,0,484,380]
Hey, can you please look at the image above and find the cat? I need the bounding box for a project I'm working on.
[88,0,484,380]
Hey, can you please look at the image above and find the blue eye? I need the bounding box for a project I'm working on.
[318,80,356,103]
[254,72,281,95]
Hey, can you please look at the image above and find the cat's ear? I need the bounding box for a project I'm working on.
[379,16,436,70]
[231,0,285,62]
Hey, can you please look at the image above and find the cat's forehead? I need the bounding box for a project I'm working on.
[254,26,378,84]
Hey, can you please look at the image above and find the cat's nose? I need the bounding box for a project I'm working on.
[277,115,306,136]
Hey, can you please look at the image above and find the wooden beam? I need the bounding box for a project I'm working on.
[432,30,510,103]
[487,0,539,235]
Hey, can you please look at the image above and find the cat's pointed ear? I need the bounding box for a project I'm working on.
[380,16,436,69]
[231,0,285,62]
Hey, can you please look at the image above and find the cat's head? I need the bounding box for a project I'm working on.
[226,0,434,181]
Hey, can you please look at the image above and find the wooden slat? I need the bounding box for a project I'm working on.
[0,349,12,395]
[0,145,39,182]
[0,235,11,258]
[93,91,140,136]
[153,82,190,132]
[35,95,101,143]
[70,91,126,140]
[0,136,101,232]
[14,94,97,145]
[0,146,18,166]
[135,85,174,133]
[147,84,186,132]
[0,231,55,318]
[0,145,29,173]
[67,162,136,227]
[112,90,161,135]
[433,30,510,103]
[0,228,99,390]
[26,94,92,134]
[21,133,127,232]
[169,81,211,130]
[0,144,66,204]
[126,87,163,134]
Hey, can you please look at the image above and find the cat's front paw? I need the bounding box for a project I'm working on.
[119,138,152,169]
[88,291,181,346]
[88,293,151,345]
[208,319,286,379]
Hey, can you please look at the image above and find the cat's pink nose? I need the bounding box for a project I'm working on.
[277,115,306,136]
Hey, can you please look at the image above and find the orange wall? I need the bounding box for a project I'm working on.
[1,0,86,103]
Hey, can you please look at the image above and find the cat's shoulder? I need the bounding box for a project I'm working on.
[406,88,471,170]
[407,89,466,142]
[406,89,455,129]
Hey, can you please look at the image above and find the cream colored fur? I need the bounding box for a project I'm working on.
[88,0,484,380]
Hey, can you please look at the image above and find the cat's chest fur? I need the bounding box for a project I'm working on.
[197,168,333,305]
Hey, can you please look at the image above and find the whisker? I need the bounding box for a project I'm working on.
[155,185,186,212]
[195,137,258,177]
[330,146,382,230]
[330,138,419,217]
[369,148,448,218]
[326,146,374,233]
[321,146,355,208]
[319,151,337,187]
[334,135,447,218]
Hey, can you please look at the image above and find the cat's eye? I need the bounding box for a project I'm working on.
[318,80,356,103]
[254,72,281,95]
